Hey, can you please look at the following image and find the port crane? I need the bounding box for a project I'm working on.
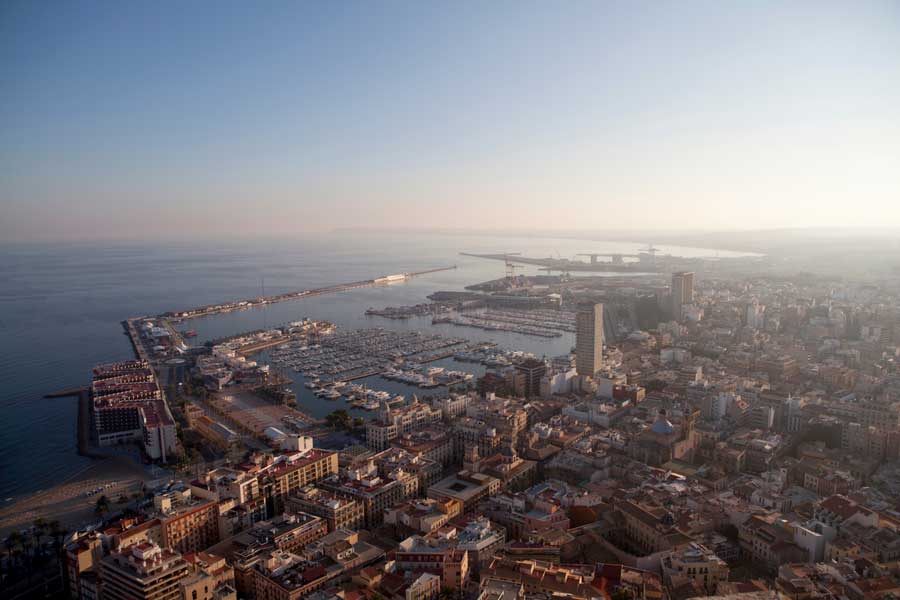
[577,253,640,265]
[576,244,659,265]
[504,258,523,286]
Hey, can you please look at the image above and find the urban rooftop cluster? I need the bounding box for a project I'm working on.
[53,261,900,600]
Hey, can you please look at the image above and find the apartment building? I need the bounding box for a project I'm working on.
[101,543,191,600]
[366,398,442,451]
[660,543,729,596]
[285,485,364,532]
[260,449,339,514]
[151,487,220,556]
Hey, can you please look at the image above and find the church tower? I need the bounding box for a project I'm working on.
[378,399,392,424]
[463,444,481,473]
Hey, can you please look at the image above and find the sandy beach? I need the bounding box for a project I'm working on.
[0,456,158,537]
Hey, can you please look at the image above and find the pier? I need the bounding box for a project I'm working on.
[165,265,457,322]
[44,387,88,399]
[76,390,103,458]
[235,335,297,356]
[40,388,102,458]
[122,318,152,362]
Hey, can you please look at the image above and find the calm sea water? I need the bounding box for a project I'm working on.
[0,233,745,500]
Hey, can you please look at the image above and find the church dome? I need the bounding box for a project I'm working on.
[651,410,675,435]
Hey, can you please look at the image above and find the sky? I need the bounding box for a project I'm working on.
[2,1,899,242]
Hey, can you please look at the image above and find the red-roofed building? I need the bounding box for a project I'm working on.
[815,495,879,531]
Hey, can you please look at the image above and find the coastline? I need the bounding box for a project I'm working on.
[0,234,747,502]
[0,455,156,537]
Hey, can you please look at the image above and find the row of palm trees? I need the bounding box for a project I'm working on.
[1,517,68,592]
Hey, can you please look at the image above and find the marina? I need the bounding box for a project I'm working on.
[433,307,577,337]
[266,327,481,383]
[260,326,492,412]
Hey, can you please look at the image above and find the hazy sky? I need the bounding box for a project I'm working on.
[2,1,899,241]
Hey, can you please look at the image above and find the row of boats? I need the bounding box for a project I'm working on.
[453,347,537,367]
[430,307,577,338]
[267,328,473,383]
[433,314,564,337]
[382,365,474,388]
[303,379,403,411]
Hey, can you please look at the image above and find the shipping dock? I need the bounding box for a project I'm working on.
[460,252,650,273]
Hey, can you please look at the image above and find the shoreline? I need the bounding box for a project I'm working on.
[0,454,157,537]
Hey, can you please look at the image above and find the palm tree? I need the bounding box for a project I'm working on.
[5,531,22,563]
[2,533,18,579]
[21,533,34,574]
[49,520,64,552]
[48,520,66,587]
[9,538,23,575]
[32,518,47,561]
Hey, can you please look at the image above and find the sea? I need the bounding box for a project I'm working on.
[0,232,748,502]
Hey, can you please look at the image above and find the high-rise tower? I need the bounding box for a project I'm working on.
[575,302,603,377]
[671,271,694,320]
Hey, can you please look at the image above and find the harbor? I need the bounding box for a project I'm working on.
[107,263,578,456]
[50,256,578,485]
[84,262,584,462]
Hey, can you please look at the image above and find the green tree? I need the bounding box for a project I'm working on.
[8,531,24,572]
[49,520,64,549]
[326,409,351,430]
[32,517,46,546]
[439,587,456,600]
[94,495,111,517]
[21,533,34,573]
[30,518,47,563]
[5,531,23,569]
